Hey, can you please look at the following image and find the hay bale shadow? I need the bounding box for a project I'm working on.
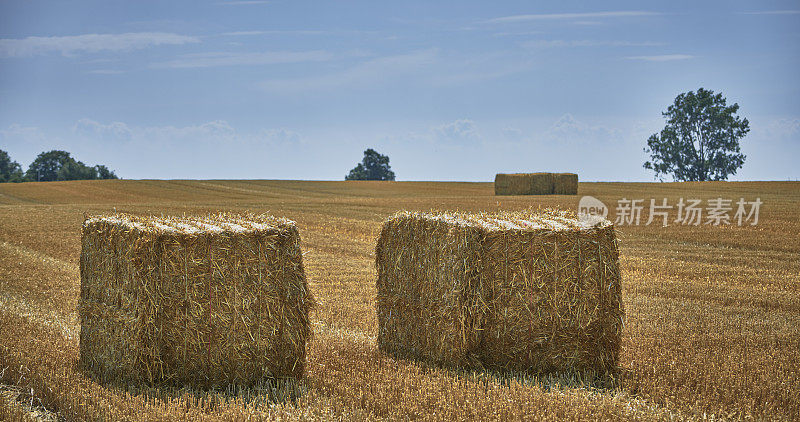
[451,364,619,394]
[81,365,305,412]
[393,352,621,394]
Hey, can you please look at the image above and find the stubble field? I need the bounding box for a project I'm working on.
[0,179,798,421]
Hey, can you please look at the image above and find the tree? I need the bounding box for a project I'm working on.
[345,148,396,181]
[25,150,118,181]
[26,150,75,181]
[95,165,118,180]
[58,159,97,181]
[644,88,749,181]
[0,149,25,183]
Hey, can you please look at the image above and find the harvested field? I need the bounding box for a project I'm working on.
[0,179,799,420]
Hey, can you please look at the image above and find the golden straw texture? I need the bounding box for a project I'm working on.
[79,213,311,388]
[494,173,578,195]
[376,209,622,375]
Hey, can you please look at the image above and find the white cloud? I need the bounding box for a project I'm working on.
[434,119,481,144]
[546,114,621,144]
[142,120,237,144]
[501,127,524,142]
[149,121,308,147]
[740,10,800,15]
[222,31,270,36]
[486,11,659,24]
[87,69,125,75]
[626,54,694,61]
[217,1,271,5]
[0,124,47,144]
[524,39,664,48]
[0,124,54,165]
[492,30,544,37]
[73,119,132,142]
[0,32,199,58]
[756,118,800,141]
[259,49,437,93]
[257,128,304,145]
[380,119,483,148]
[150,50,334,69]
[221,30,327,36]
[71,119,305,147]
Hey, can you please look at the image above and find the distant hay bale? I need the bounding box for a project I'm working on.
[79,213,311,388]
[494,173,552,195]
[494,172,578,195]
[375,209,623,374]
[552,173,579,195]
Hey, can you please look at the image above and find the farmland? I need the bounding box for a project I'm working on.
[0,179,798,420]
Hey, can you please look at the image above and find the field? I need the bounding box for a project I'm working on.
[0,179,798,421]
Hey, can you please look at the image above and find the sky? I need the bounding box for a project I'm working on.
[1,1,799,182]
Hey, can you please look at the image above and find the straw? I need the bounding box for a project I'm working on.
[494,173,578,195]
[375,209,623,374]
[79,212,312,388]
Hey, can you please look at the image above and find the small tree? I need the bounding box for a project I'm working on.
[644,88,749,181]
[345,148,396,181]
[0,149,25,183]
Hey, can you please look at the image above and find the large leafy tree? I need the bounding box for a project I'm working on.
[644,88,749,181]
[26,150,76,181]
[345,148,396,181]
[0,149,25,182]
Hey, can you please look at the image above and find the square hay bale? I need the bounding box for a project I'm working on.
[494,172,578,195]
[494,173,553,195]
[552,173,579,195]
[79,213,311,388]
[375,210,623,374]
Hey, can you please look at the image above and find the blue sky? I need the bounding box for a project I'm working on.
[1,1,798,181]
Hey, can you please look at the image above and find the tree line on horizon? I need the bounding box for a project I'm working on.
[341,89,749,183]
[0,149,118,183]
[3,88,748,185]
